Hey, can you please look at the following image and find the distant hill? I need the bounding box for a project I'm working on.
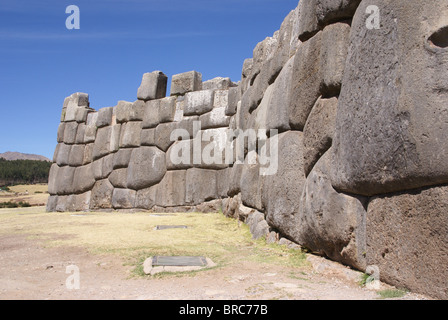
[0,152,51,162]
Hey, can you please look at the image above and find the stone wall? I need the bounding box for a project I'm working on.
[47,0,448,299]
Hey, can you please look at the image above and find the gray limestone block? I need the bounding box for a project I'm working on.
[158,96,177,123]
[265,55,294,132]
[92,158,103,181]
[240,153,264,212]
[75,124,86,144]
[228,164,243,197]
[199,90,231,129]
[263,131,306,242]
[68,144,85,167]
[331,0,448,196]
[113,148,133,169]
[56,166,76,195]
[112,188,136,209]
[83,143,94,165]
[297,0,319,42]
[288,31,322,130]
[154,116,199,152]
[297,150,367,270]
[115,101,134,124]
[73,163,96,194]
[119,121,142,148]
[86,112,98,126]
[184,90,215,116]
[216,167,230,198]
[170,71,202,96]
[84,125,97,144]
[47,163,60,195]
[96,107,114,128]
[63,92,90,122]
[57,123,65,143]
[155,170,187,207]
[315,0,361,27]
[165,140,194,171]
[303,97,338,177]
[320,22,351,96]
[249,62,271,112]
[126,146,166,190]
[140,128,156,146]
[46,195,58,212]
[108,168,128,188]
[75,107,92,123]
[92,153,114,180]
[90,179,114,209]
[63,122,78,145]
[142,100,160,129]
[193,128,231,170]
[56,143,71,166]
[135,186,157,210]
[185,168,217,205]
[92,125,121,160]
[52,143,60,163]
[367,184,448,300]
[202,77,235,91]
[137,71,168,101]
[74,191,91,212]
[129,100,146,121]
[226,87,240,116]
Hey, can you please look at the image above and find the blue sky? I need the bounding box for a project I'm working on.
[0,0,298,159]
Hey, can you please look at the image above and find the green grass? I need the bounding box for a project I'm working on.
[377,289,408,299]
[0,207,310,278]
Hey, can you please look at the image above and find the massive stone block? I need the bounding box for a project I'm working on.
[73,164,96,193]
[90,179,114,209]
[142,100,160,129]
[62,92,90,122]
[68,144,85,167]
[263,131,306,240]
[332,0,448,196]
[289,31,322,130]
[170,71,202,96]
[303,97,337,176]
[240,152,264,211]
[56,166,76,195]
[55,143,71,166]
[63,122,78,145]
[297,151,367,270]
[155,170,187,207]
[112,148,133,169]
[108,168,128,188]
[185,168,217,205]
[367,185,448,299]
[126,146,166,190]
[199,90,231,129]
[112,188,136,209]
[135,186,157,210]
[96,107,114,128]
[119,121,142,148]
[92,125,121,160]
[137,71,168,101]
[47,163,59,195]
[202,77,235,91]
[184,90,215,116]
[158,96,177,123]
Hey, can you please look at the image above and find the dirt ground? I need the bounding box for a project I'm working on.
[0,233,431,301]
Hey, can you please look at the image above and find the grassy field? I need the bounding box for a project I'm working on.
[0,184,48,207]
[0,206,309,276]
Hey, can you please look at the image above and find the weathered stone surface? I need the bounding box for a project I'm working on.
[158,96,177,123]
[297,151,367,270]
[90,179,114,209]
[83,143,94,165]
[202,77,235,91]
[63,122,78,145]
[154,116,199,152]
[170,71,202,96]
[142,100,160,129]
[240,152,264,211]
[119,121,142,148]
[112,148,133,169]
[56,166,76,195]
[63,93,90,122]
[112,188,136,209]
[140,128,156,146]
[246,211,270,240]
[135,186,157,210]
[199,90,231,129]
[74,191,91,211]
[228,164,243,197]
[126,147,166,190]
[46,195,58,212]
[73,164,96,193]
[57,123,65,143]
[216,167,230,198]
[92,125,121,160]
[115,101,135,123]
[137,71,168,101]
[226,87,240,116]
[165,140,193,171]
[96,107,114,128]
[184,90,215,116]
[194,128,231,170]
[155,170,186,207]
[332,0,448,196]
[320,22,350,96]
[367,185,448,299]
[303,96,337,176]
[289,31,322,130]
[108,168,128,188]
[55,143,71,166]
[185,168,217,205]
[84,124,97,144]
[68,144,85,167]
[47,164,60,195]
[263,131,306,241]
[75,124,86,144]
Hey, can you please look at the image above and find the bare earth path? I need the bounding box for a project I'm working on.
[0,234,429,301]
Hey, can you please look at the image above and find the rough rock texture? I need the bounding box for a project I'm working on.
[47,1,448,299]
[367,185,448,300]
[332,0,448,196]
[297,151,367,270]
